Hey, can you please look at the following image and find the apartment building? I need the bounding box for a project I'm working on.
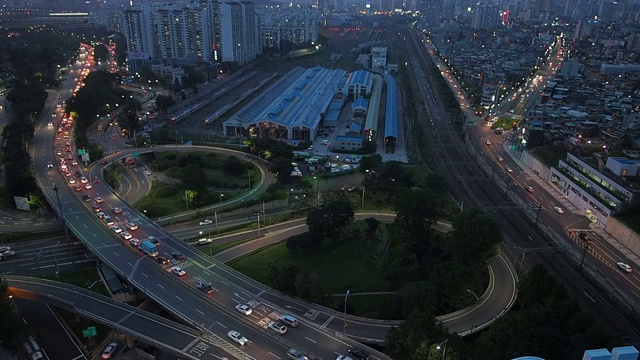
[220,1,260,66]
[549,153,638,228]
[258,6,317,50]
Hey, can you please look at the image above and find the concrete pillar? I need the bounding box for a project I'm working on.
[126,335,135,349]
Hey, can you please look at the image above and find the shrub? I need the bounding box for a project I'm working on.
[154,185,177,197]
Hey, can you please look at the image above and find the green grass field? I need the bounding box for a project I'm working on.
[229,240,390,294]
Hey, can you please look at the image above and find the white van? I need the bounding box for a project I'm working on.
[280,314,298,328]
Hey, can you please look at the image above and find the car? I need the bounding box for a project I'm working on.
[0,246,11,253]
[60,163,68,170]
[227,331,248,346]
[172,253,185,260]
[67,154,73,160]
[82,194,91,202]
[46,162,54,168]
[505,166,513,173]
[156,256,170,265]
[197,280,214,294]
[287,349,308,360]
[80,176,88,183]
[199,219,213,226]
[0,250,16,259]
[120,231,132,240]
[235,304,252,315]
[269,322,287,335]
[68,178,76,184]
[129,238,140,247]
[111,225,122,234]
[526,186,534,193]
[113,207,122,214]
[92,205,102,212]
[171,266,186,276]
[553,206,564,214]
[75,171,81,177]
[65,171,73,177]
[485,140,491,145]
[348,348,371,360]
[85,183,92,190]
[101,342,118,359]
[94,177,101,183]
[497,156,504,162]
[617,262,632,273]
[71,160,78,166]
[96,212,106,219]
[336,356,353,360]
[74,185,82,192]
[127,223,138,231]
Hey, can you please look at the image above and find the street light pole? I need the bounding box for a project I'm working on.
[437,339,448,360]
[466,289,480,302]
[343,290,350,335]
[361,185,365,211]
[52,183,76,272]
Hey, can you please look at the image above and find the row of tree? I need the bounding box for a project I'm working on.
[0,28,78,206]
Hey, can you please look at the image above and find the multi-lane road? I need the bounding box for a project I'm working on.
[413,26,640,340]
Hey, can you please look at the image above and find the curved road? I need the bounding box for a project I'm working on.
[23,46,517,360]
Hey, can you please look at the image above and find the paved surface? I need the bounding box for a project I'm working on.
[13,298,88,360]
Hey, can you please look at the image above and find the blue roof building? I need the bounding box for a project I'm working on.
[384,74,398,149]
[223,66,346,141]
[338,69,373,100]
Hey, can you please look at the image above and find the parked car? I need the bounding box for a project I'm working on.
[199,219,213,226]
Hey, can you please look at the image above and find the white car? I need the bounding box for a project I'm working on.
[95,196,104,203]
[504,166,513,173]
[129,238,140,247]
[80,176,88,183]
[0,246,11,253]
[0,250,16,259]
[617,262,632,273]
[269,322,287,335]
[85,183,92,189]
[120,231,132,240]
[127,223,138,231]
[172,266,186,276]
[46,162,54,168]
[336,356,353,360]
[111,225,122,234]
[235,304,252,315]
[101,342,118,359]
[553,207,564,214]
[68,178,76,184]
[199,219,213,226]
[227,331,248,346]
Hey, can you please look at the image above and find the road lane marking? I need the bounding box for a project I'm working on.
[142,273,148,278]
[196,309,204,315]
[175,295,183,302]
[157,284,165,289]
[216,322,227,328]
[305,337,317,343]
[220,280,229,285]
[583,292,596,302]
[127,262,133,266]
[268,353,281,359]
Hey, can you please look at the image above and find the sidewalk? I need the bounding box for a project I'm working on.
[502,141,640,267]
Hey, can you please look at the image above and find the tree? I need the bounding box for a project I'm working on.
[0,278,27,354]
[93,44,109,62]
[306,200,354,241]
[394,188,440,243]
[182,164,208,204]
[446,209,502,270]
[155,94,175,112]
[386,309,444,358]
[269,158,293,183]
[359,154,382,172]
[222,156,245,176]
[268,262,300,296]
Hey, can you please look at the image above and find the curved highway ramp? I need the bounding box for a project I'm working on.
[6,276,251,360]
